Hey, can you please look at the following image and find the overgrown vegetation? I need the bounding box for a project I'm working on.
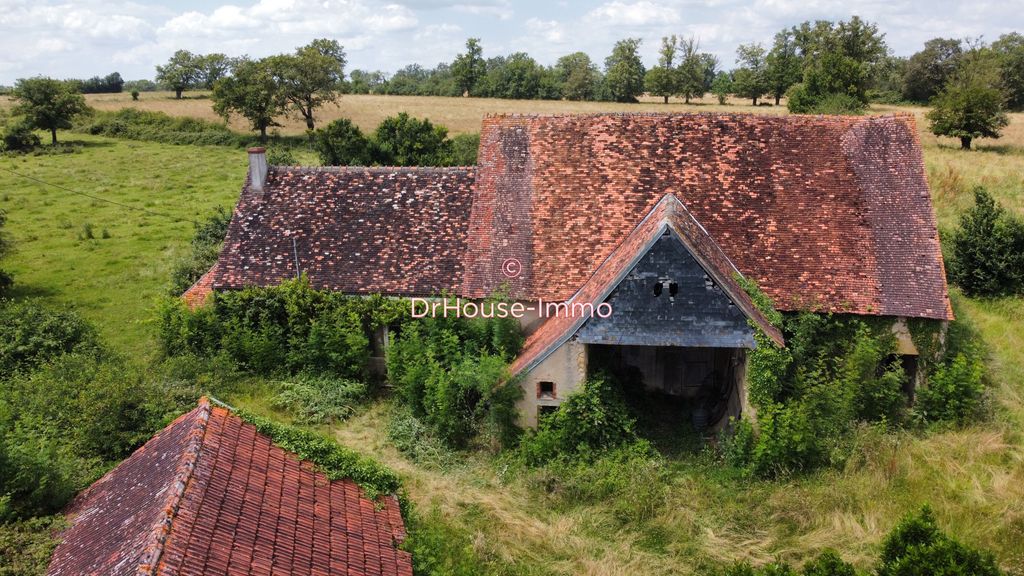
[724,279,988,477]
[314,113,478,166]
[947,187,1024,297]
[158,276,405,379]
[386,296,523,449]
[167,206,231,295]
[74,108,250,147]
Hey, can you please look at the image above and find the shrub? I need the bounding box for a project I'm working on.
[272,373,368,425]
[74,108,246,147]
[1,120,41,153]
[447,132,479,165]
[266,146,296,165]
[386,407,459,469]
[914,353,985,426]
[518,374,642,465]
[787,83,865,114]
[386,297,522,449]
[131,90,140,101]
[948,187,1024,297]
[402,506,481,576]
[313,118,373,165]
[0,515,64,575]
[878,506,1003,576]
[373,112,452,166]
[801,550,856,576]
[0,300,103,377]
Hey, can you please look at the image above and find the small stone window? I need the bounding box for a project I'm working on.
[669,282,679,297]
[653,282,663,296]
[537,380,556,400]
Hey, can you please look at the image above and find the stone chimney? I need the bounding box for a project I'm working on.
[247,147,268,194]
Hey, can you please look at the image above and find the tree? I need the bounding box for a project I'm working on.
[269,39,346,131]
[155,50,202,99]
[198,53,232,89]
[314,118,373,165]
[733,43,769,105]
[644,36,679,104]
[902,38,963,103]
[928,50,1009,150]
[484,52,543,100]
[948,187,1024,296]
[451,38,485,96]
[556,52,600,101]
[766,30,802,105]
[992,32,1024,111]
[604,38,646,103]
[711,71,733,104]
[11,77,87,144]
[677,37,709,104]
[787,17,889,111]
[373,113,452,166]
[212,58,283,139]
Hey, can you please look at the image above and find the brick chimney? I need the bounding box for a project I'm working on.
[247,147,268,194]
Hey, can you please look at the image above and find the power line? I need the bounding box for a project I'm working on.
[0,164,201,225]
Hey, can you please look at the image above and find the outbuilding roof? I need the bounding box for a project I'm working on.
[47,398,411,576]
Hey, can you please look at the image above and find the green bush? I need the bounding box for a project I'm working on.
[914,353,985,426]
[386,297,522,449]
[723,550,855,576]
[878,506,1003,576]
[402,506,481,576]
[0,515,65,575]
[518,374,643,465]
[313,118,373,165]
[74,108,247,147]
[448,132,480,165]
[386,407,459,469]
[948,187,1024,297]
[373,112,452,166]
[786,84,866,115]
[0,300,103,377]
[1,120,41,153]
[272,373,368,425]
[159,278,404,380]
[168,206,231,295]
[265,146,297,165]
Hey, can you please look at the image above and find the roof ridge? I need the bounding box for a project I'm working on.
[482,111,905,121]
[137,398,212,575]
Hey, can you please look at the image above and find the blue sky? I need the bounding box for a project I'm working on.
[1,0,1021,84]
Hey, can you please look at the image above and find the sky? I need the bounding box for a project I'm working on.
[1,0,1022,85]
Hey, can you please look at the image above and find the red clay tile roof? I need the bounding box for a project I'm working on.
[47,399,411,576]
[464,113,951,320]
[181,264,217,309]
[213,166,476,295]
[208,113,951,321]
[509,194,784,376]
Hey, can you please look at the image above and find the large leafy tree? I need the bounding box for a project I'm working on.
[992,32,1024,111]
[604,38,646,103]
[733,43,769,105]
[269,39,346,131]
[928,48,1009,150]
[156,50,202,99]
[212,57,283,139]
[902,38,963,103]
[787,17,888,111]
[644,36,679,104]
[451,38,485,96]
[766,29,802,105]
[11,77,87,144]
[677,37,708,104]
[198,53,232,90]
[556,52,600,101]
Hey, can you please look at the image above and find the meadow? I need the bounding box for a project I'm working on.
[1,93,1023,574]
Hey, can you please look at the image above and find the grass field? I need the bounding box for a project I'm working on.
[2,94,1023,573]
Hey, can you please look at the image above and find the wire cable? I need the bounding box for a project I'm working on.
[0,164,200,225]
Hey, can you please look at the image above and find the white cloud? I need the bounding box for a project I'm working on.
[585,1,680,27]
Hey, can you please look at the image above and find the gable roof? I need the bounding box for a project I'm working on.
[47,399,411,576]
[208,112,952,322]
[213,166,476,295]
[463,112,951,320]
[509,194,784,377]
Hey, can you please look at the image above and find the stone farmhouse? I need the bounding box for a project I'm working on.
[186,113,951,429]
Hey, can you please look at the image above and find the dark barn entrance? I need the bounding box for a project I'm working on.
[575,229,756,442]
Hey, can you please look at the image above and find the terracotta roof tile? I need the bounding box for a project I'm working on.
[214,166,476,295]
[47,399,411,576]
[207,113,951,322]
